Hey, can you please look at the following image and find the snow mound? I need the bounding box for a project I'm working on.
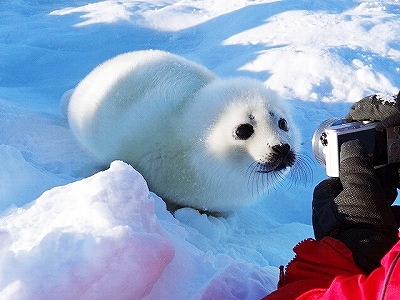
[0,161,174,299]
[0,161,277,299]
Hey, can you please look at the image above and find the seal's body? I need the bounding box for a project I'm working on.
[68,50,299,212]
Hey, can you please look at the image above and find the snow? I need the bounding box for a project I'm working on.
[0,0,399,299]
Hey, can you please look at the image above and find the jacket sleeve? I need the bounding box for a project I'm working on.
[297,241,400,300]
[264,238,400,300]
[264,237,362,300]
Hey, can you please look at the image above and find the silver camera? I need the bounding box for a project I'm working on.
[312,118,400,177]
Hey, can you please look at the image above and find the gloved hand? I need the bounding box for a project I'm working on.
[312,140,399,274]
[346,90,400,223]
[346,91,400,126]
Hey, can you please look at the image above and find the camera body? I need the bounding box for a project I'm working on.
[312,118,400,177]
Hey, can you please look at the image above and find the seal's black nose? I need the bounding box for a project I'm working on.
[272,144,290,157]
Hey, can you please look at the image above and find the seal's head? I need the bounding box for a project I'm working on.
[183,78,300,210]
[205,92,297,174]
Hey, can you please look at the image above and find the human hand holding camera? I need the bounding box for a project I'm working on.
[312,91,400,274]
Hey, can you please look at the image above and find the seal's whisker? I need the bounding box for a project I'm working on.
[246,162,255,197]
[245,149,314,199]
[289,153,314,186]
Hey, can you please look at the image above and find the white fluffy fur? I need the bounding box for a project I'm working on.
[67,50,299,212]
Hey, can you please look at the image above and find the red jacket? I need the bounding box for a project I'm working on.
[264,236,400,299]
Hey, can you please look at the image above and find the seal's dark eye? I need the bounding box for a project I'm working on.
[278,118,288,132]
[234,123,254,140]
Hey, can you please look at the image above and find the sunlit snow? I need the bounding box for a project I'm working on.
[0,0,399,299]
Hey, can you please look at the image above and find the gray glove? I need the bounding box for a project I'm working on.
[346,91,400,126]
[313,140,399,274]
[346,90,400,221]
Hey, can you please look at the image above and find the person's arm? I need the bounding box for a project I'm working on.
[265,92,400,299]
[264,236,363,300]
[296,241,400,300]
[313,140,399,274]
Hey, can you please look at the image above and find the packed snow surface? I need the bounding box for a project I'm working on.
[0,0,399,299]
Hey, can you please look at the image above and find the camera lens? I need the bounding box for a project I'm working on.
[311,118,343,166]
